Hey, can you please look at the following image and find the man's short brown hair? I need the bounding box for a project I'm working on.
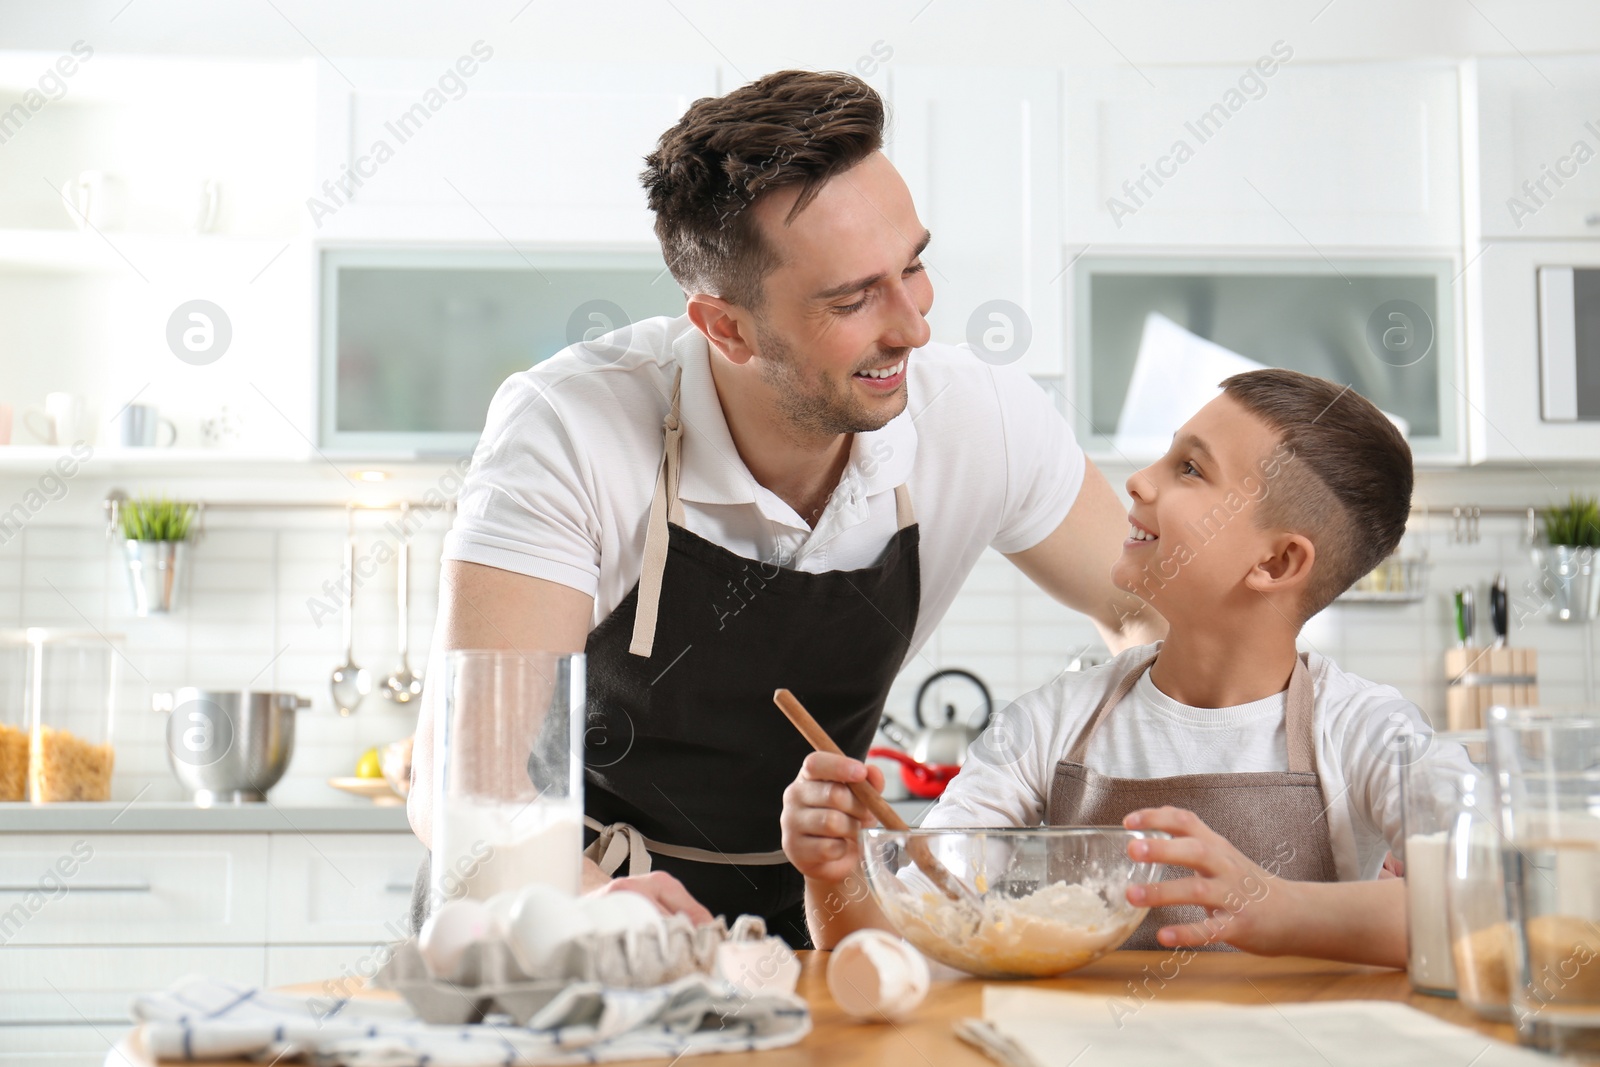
[1221,369,1413,619]
[640,69,886,309]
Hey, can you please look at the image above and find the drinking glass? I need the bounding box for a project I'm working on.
[1488,706,1600,1055]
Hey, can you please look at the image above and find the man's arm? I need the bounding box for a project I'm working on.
[1005,457,1167,653]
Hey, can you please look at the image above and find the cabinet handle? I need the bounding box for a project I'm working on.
[0,882,152,893]
[383,882,413,893]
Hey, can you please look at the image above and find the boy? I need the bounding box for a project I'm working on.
[781,369,1436,966]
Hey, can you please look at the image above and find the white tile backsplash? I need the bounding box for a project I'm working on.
[0,465,1595,805]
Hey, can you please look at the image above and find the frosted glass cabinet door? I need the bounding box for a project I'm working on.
[320,248,686,455]
[1071,255,1462,463]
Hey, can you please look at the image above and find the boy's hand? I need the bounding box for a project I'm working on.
[1122,806,1305,955]
[780,752,886,883]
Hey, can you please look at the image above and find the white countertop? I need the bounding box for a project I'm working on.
[0,801,415,833]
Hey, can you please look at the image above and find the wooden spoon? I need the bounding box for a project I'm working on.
[773,688,984,918]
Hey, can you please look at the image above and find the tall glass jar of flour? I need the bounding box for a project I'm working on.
[431,651,584,904]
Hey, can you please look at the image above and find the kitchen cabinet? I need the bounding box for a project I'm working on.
[1064,60,1463,249]
[266,832,425,943]
[310,60,718,243]
[1475,56,1600,240]
[889,66,1065,376]
[1467,238,1600,462]
[0,823,418,1067]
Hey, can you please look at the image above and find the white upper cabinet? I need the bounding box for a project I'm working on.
[1065,59,1463,248]
[311,60,717,243]
[1475,56,1600,240]
[889,66,1064,376]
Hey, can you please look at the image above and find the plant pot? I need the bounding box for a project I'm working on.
[1529,544,1600,624]
[123,539,188,615]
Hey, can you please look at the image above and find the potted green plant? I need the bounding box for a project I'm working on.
[120,497,196,616]
[1531,494,1600,623]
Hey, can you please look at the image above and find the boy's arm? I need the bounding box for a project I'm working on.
[1124,806,1407,968]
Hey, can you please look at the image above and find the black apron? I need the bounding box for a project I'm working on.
[580,367,920,948]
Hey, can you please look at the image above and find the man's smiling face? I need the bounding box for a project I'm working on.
[742,150,934,437]
[1112,393,1293,622]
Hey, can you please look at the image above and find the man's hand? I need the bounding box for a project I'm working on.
[1122,806,1303,954]
[780,752,885,882]
[588,870,715,925]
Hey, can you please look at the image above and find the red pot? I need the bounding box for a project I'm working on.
[869,746,961,800]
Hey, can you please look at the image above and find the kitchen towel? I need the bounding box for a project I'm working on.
[128,973,810,1066]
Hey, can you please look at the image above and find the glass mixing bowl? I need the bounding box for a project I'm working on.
[859,826,1167,978]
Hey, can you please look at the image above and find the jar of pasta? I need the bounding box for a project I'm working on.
[26,629,119,803]
[0,633,29,802]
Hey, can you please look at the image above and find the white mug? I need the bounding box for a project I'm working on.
[61,171,125,231]
[23,393,98,447]
[0,404,11,446]
[119,404,177,448]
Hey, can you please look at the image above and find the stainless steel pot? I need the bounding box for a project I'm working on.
[154,688,309,805]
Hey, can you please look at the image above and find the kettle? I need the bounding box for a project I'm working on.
[871,668,992,799]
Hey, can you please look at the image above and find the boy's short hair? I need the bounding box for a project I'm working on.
[640,70,886,310]
[1221,369,1413,619]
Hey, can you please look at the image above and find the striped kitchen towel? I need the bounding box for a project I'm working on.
[129,973,810,1065]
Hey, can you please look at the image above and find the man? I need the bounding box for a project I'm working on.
[410,69,1163,946]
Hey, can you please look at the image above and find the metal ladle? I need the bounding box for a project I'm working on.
[382,505,424,704]
[330,514,371,715]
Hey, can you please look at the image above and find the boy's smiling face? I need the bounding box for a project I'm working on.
[1112,392,1304,623]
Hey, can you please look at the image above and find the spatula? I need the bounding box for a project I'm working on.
[773,688,985,926]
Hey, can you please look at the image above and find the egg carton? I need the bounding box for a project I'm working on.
[373,913,770,1025]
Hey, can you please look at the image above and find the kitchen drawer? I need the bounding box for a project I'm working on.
[0,833,268,945]
[0,945,264,1024]
[266,833,424,944]
[0,1025,127,1067]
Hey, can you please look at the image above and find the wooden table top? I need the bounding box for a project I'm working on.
[122,951,1518,1066]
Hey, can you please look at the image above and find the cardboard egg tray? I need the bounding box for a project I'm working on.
[373,913,770,1025]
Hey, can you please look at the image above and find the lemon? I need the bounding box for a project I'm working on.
[355,747,382,779]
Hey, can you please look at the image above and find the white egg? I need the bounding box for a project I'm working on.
[417,897,492,979]
[581,890,666,937]
[484,889,524,936]
[507,883,590,973]
[827,929,931,1021]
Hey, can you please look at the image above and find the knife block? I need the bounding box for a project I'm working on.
[1445,646,1539,731]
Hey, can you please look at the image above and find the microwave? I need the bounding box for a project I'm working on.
[1537,266,1600,422]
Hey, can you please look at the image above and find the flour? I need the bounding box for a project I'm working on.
[434,799,582,901]
[1405,831,1456,992]
[890,880,1144,978]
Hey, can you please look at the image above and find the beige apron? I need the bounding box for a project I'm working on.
[1047,651,1339,951]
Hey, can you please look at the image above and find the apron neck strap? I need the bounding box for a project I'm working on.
[894,483,915,531]
[1064,650,1317,774]
[628,368,686,658]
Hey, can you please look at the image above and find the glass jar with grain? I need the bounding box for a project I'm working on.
[0,634,29,801]
[23,629,119,803]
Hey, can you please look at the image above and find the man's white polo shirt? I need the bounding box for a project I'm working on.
[443,314,1086,660]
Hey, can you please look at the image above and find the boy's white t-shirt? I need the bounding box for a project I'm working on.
[924,642,1435,882]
